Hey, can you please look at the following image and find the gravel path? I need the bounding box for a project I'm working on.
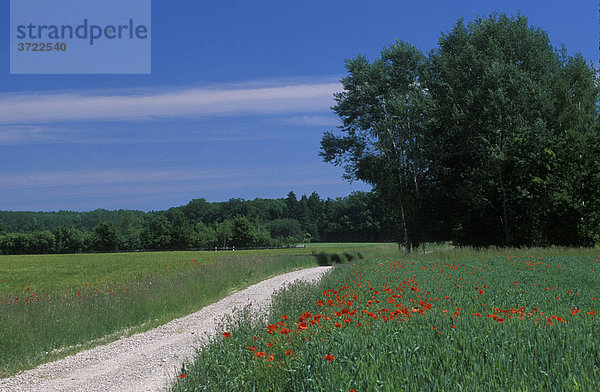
[0,266,332,392]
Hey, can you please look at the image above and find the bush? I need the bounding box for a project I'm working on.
[330,253,342,264]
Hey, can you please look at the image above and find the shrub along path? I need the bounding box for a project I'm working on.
[0,266,332,392]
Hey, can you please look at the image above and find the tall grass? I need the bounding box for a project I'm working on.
[171,249,600,391]
[0,246,393,376]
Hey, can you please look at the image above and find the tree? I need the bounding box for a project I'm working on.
[168,210,195,249]
[321,40,429,251]
[54,226,84,253]
[284,191,299,220]
[424,13,599,246]
[215,220,232,248]
[195,222,218,248]
[230,216,256,248]
[322,12,599,248]
[94,222,120,252]
[140,215,172,249]
[266,218,303,243]
[118,210,142,250]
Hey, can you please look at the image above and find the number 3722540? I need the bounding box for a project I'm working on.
[17,42,67,52]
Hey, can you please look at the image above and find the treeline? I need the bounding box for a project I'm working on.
[0,191,397,255]
[321,13,600,249]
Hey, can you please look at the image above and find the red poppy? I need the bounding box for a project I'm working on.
[324,354,335,362]
[222,332,231,338]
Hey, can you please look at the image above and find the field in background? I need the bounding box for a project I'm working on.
[171,247,600,391]
[0,244,398,376]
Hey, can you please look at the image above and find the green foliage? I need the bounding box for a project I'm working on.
[321,40,429,251]
[311,250,361,266]
[266,218,303,243]
[54,226,85,254]
[93,222,120,252]
[140,215,172,250]
[230,216,257,248]
[0,191,397,254]
[322,12,600,247]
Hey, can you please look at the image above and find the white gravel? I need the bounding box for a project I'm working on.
[0,266,332,392]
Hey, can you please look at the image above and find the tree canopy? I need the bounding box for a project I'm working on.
[321,12,599,248]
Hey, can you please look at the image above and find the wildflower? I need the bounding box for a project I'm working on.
[324,355,335,362]
[222,332,231,338]
[279,327,291,335]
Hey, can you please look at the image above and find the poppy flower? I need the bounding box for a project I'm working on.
[324,355,335,362]
[222,332,231,338]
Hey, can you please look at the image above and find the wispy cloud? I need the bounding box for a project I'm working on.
[0,124,283,145]
[0,164,370,211]
[0,168,243,191]
[0,80,342,124]
[279,115,341,127]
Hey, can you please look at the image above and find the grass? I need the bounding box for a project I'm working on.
[0,244,396,376]
[170,247,600,391]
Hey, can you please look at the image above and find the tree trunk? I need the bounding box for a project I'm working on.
[399,202,410,253]
[498,170,511,246]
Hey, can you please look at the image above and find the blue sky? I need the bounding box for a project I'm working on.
[1,0,597,211]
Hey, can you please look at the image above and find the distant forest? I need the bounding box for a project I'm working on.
[0,191,398,254]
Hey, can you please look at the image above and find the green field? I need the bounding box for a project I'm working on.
[0,244,396,376]
[170,248,600,391]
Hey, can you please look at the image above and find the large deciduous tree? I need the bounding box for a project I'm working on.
[322,12,599,248]
[321,40,430,252]
[425,13,599,246]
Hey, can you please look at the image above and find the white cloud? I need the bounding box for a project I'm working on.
[0,124,283,145]
[0,81,342,124]
[280,115,341,127]
[0,168,242,191]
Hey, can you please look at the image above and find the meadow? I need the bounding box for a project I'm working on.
[0,245,392,376]
[170,247,600,391]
